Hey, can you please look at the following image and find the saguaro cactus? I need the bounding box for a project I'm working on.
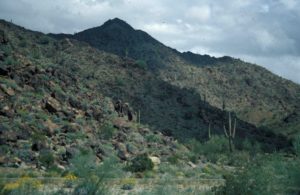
[224,112,236,152]
[208,122,211,140]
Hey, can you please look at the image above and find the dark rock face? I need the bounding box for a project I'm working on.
[0,67,9,76]
[114,100,135,122]
[0,30,8,44]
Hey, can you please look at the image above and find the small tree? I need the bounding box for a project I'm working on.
[224,112,236,152]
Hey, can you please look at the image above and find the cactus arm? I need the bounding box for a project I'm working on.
[228,112,232,136]
[233,118,236,138]
[208,123,211,139]
[223,125,229,137]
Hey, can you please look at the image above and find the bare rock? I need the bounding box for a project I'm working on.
[61,123,81,133]
[43,119,59,136]
[115,143,129,160]
[113,118,131,129]
[0,105,14,117]
[44,96,61,113]
[188,161,197,168]
[0,84,15,96]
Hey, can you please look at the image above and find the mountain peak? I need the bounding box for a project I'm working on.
[102,18,134,30]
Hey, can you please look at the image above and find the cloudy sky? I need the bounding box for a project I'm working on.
[0,0,299,83]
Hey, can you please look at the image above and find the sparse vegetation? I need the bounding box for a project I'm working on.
[0,18,299,195]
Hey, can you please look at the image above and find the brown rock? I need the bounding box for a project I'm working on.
[61,123,81,133]
[2,131,18,143]
[115,143,129,160]
[0,105,14,117]
[0,156,8,165]
[113,118,131,129]
[188,161,197,168]
[0,84,15,96]
[44,96,61,113]
[43,119,59,136]
[31,140,49,151]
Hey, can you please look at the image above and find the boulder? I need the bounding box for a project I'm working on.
[31,141,49,151]
[44,96,61,113]
[0,84,15,96]
[115,143,129,160]
[188,161,197,168]
[116,131,127,142]
[43,119,59,136]
[0,105,14,117]
[2,131,18,143]
[149,156,161,165]
[113,118,131,129]
[131,132,145,144]
[126,143,139,155]
[61,123,81,133]
[65,147,78,160]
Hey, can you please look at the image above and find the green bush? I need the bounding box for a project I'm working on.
[4,56,16,65]
[1,45,12,55]
[167,154,180,165]
[71,151,122,195]
[99,122,116,140]
[188,136,228,163]
[18,40,27,47]
[38,150,54,168]
[129,154,154,172]
[145,134,161,143]
[115,77,125,86]
[293,134,300,157]
[214,153,299,194]
[135,60,147,70]
[38,36,50,45]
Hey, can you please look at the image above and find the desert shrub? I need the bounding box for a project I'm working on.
[188,136,228,163]
[293,134,300,157]
[38,36,50,45]
[145,134,161,143]
[167,154,180,165]
[241,139,261,157]
[115,77,125,86]
[18,40,27,47]
[129,154,154,172]
[135,59,147,70]
[1,176,43,195]
[99,122,116,140]
[4,56,17,65]
[214,153,299,195]
[32,48,41,59]
[227,151,250,166]
[71,151,122,195]
[1,44,12,55]
[38,150,54,168]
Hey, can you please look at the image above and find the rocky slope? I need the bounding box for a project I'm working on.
[50,18,300,137]
[0,18,293,171]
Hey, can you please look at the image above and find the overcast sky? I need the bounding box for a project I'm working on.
[0,0,299,83]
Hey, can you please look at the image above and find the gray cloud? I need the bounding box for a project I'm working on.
[0,0,299,83]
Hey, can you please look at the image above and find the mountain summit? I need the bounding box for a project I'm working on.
[50,18,300,137]
[101,18,134,30]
